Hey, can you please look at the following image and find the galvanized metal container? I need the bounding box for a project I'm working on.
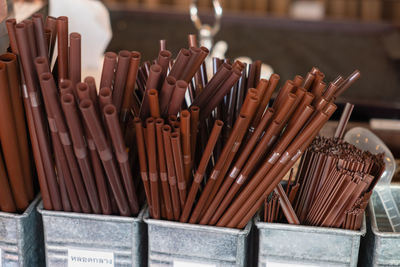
[38,203,147,267]
[145,210,253,267]
[358,185,400,267]
[255,215,366,266]
[0,195,44,267]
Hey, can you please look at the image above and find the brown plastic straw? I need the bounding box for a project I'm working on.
[0,150,17,212]
[32,13,48,58]
[180,110,191,184]
[0,62,29,211]
[252,75,279,127]
[112,50,132,113]
[121,51,141,122]
[24,20,37,62]
[134,118,153,212]
[104,104,139,215]
[155,118,174,220]
[168,80,188,115]
[56,16,68,82]
[100,52,117,89]
[204,108,274,225]
[189,114,249,223]
[76,82,90,100]
[159,76,177,116]
[140,64,162,119]
[15,23,57,210]
[170,131,187,208]
[148,89,161,118]
[334,103,354,139]
[182,46,209,83]
[69,32,81,87]
[45,16,57,59]
[302,72,315,90]
[80,99,131,216]
[44,29,51,52]
[157,50,171,82]
[162,125,181,219]
[180,120,224,222]
[190,106,200,161]
[191,63,232,109]
[272,80,295,110]
[169,48,191,79]
[6,19,19,54]
[146,118,161,219]
[39,72,97,213]
[274,184,300,224]
[0,53,34,201]
[334,70,361,98]
[323,82,338,102]
[99,87,113,112]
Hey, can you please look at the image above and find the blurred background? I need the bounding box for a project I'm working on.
[1,0,400,171]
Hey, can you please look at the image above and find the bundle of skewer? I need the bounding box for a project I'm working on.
[6,14,140,216]
[262,104,385,230]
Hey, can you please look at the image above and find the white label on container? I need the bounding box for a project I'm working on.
[68,248,114,267]
[266,261,319,267]
[173,260,216,267]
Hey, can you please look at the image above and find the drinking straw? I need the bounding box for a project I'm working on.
[146,118,161,219]
[0,53,34,201]
[6,19,19,54]
[80,99,131,216]
[272,80,295,110]
[334,70,361,97]
[69,33,81,87]
[155,118,174,220]
[45,16,57,60]
[168,80,188,115]
[159,76,177,117]
[203,108,274,225]
[112,50,132,113]
[39,72,97,213]
[189,114,249,223]
[0,62,29,211]
[99,87,113,112]
[190,106,200,161]
[140,64,162,119]
[181,46,209,83]
[32,14,48,59]
[235,65,247,120]
[121,51,141,123]
[104,104,139,215]
[0,150,16,212]
[334,103,354,139]
[251,76,279,128]
[162,125,181,219]
[56,16,68,82]
[180,120,224,222]
[100,52,117,89]
[179,110,192,184]
[134,117,153,215]
[23,20,37,62]
[148,89,161,118]
[169,48,191,79]
[170,131,187,208]
[159,39,166,51]
[157,50,171,82]
[12,23,54,211]
[246,63,257,89]
[44,29,51,51]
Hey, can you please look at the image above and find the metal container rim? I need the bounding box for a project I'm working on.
[144,208,252,236]
[369,184,400,237]
[255,214,366,237]
[0,194,41,219]
[37,201,144,223]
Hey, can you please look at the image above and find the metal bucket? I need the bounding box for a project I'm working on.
[38,203,147,267]
[144,210,253,267]
[359,185,400,266]
[0,195,44,267]
[255,215,366,266]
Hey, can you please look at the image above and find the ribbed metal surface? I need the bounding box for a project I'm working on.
[0,195,44,267]
[38,204,147,267]
[255,215,365,267]
[145,210,251,267]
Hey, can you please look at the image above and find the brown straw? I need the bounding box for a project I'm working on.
[69,32,81,87]
[0,53,34,201]
[180,120,224,222]
[112,50,132,113]
[169,48,191,79]
[56,16,68,82]
[171,132,188,207]
[159,76,177,117]
[168,80,188,116]
[148,89,161,118]
[140,64,162,119]
[334,103,354,139]
[0,62,29,211]
[0,149,17,212]
[80,99,131,216]
[162,125,181,219]
[100,52,117,89]
[180,110,192,184]
[121,51,141,122]
[104,104,139,215]
[32,13,48,58]
[146,118,161,219]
